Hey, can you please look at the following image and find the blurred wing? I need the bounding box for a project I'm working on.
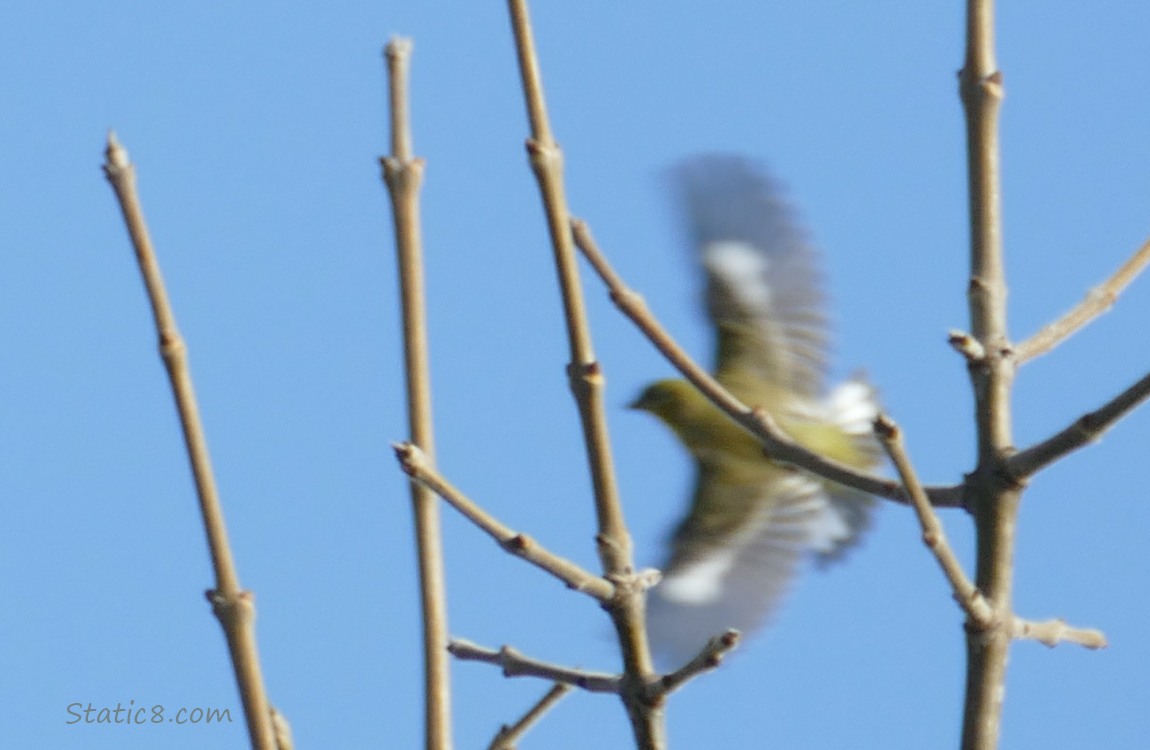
[676,155,828,397]
[647,465,837,665]
[813,378,884,564]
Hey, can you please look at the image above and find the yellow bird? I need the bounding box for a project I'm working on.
[633,155,883,663]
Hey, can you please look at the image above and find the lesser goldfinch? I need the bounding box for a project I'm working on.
[633,155,882,663]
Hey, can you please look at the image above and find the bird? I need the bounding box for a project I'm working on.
[631,155,883,665]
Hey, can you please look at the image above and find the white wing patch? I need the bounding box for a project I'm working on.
[658,548,739,605]
[647,475,833,664]
[805,501,853,555]
[826,379,879,435]
[703,241,772,314]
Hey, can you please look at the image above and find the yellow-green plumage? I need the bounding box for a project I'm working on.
[635,156,883,663]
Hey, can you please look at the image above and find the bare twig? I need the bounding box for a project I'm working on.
[102,132,279,750]
[450,629,737,708]
[949,330,987,363]
[1007,370,1150,480]
[1015,237,1150,364]
[958,2,1022,748]
[504,1,663,746]
[655,631,740,698]
[393,443,614,599]
[571,219,966,509]
[448,639,621,694]
[487,683,573,750]
[270,705,295,750]
[380,37,453,750]
[1011,617,1107,649]
[874,416,994,626]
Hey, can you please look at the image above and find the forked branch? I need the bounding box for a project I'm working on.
[875,416,1105,651]
[570,219,965,509]
[958,2,1019,748]
[504,1,663,746]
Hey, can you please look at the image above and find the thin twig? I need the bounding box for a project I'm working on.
[448,639,621,693]
[874,416,994,626]
[571,219,966,509]
[380,37,453,750]
[958,2,1020,748]
[1011,617,1107,649]
[102,132,279,750]
[1015,237,1150,364]
[393,443,614,600]
[270,705,295,750]
[487,683,573,750]
[1007,370,1150,480]
[949,330,987,363]
[504,2,663,746]
[655,630,740,698]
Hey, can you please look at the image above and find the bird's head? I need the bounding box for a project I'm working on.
[629,379,702,427]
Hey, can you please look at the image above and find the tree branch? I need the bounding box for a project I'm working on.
[487,683,572,750]
[504,1,662,746]
[380,37,453,750]
[654,631,740,698]
[1015,237,1150,364]
[393,443,615,600]
[874,416,994,626]
[1007,370,1150,480]
[1011,617,1107,649]
[570,218,966,510]
[448,639,621,694]
[102,132,280,750]
[958,2,1022,748]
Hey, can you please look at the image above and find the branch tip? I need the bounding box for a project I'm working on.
[656,629,742,697]
[385,35,413,60]
[391,441,423,475]
[872,413,898,440]
[1013,617,1108,650]
[948,330,985,361]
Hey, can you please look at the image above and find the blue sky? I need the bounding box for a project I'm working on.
[4,3,1149,748]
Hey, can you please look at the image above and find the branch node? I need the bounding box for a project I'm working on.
[635,568,663,590]
[501,534,530,554]
[983,70,1005,96]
